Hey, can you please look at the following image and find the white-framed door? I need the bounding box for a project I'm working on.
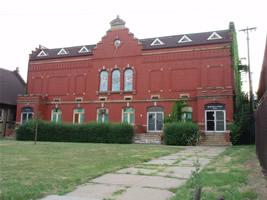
[205,110,226,132]
[147,111,164,132]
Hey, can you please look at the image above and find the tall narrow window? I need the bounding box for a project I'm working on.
[181,107,193,122]
[100,71,108,92]
[97,108,108,123]
[73,108,84,124]
[112,70,120,92]
[124,69,133,91]
[122,108,134,125]
[21,107,33,124]
[51,109,62,123]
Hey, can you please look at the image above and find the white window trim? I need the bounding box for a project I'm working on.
[150,38,165,46]
[37,50,47,57]
[51,109,62,123]
[73,109,84,124]
[20,112,34,124]
[78,46,89,53]
[57,48,68,55]
[205,110,226,132]
[147,111,164,133]
[178,35,192,43]
[207,32,223,40]
[121,108,135,125]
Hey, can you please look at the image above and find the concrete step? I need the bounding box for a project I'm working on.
[134,133,162,144]
[200,134,231,146]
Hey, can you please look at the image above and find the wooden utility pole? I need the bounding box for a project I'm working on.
[239,27,256,112]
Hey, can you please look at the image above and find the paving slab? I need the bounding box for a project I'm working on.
[159,154,184,160]
[158,166,196,179]
[66,183,125,199]
[116,167,158,175]
[178,157,211,167]
[91,173,184,189]
[145,159,177,165]
[41,195,98,200]
[116,187,174,200]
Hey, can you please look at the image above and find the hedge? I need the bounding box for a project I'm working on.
[16,120,134,144]
[164,122,199,145]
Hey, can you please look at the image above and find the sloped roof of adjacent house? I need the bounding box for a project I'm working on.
[0,68,26,106]
[29,29,231,61]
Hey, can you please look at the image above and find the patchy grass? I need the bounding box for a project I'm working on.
[171,145,258,200]
[0,140,181,200]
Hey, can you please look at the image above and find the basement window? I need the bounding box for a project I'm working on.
[151,95,160,100]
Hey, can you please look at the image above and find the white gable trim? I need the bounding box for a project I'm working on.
[207,32,223,40]
[78,46,89,53]
[150,38,164,46]
[57,48,68,55]
[178,35,192,43]
[37,50,47,57]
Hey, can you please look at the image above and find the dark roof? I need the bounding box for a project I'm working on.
[0,68,26,105]
[30,45,96,61]
[30,29,231,60]
[140,30,231,50]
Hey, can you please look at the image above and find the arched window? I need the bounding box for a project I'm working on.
[124,69,133,91]
[73,108,84,124]
[112,70,120,92]
[51,108,62,123]
[21,107,33,124]
[97,108,109,123]
[100,71,108,92]
[122,107,134,125]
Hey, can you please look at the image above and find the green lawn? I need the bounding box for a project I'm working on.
[172,145,258,200]
[0,140,181,200]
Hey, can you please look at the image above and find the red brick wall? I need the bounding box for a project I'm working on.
[17,28,234,134]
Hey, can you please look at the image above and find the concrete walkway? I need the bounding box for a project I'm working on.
[41,146,226,200]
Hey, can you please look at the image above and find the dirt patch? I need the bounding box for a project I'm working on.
[245,155,267,200]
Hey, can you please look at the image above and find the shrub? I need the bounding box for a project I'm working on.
[16,120,133,144]
[164,122,199,145]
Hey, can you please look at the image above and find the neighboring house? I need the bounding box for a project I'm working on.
[0,68,25,136]
[16,17,239,144]
[255,36,267,176]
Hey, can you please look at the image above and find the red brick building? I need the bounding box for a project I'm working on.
[17,17,236,144]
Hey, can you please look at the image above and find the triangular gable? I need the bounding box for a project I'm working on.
[207,32,223,40]
[37,50,47,57]
[57,48,68,55]
[178,35,192,43]
[150,38,164,46]
[78,46,89,53]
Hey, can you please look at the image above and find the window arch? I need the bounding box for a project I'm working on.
[21,107,33,124]
[124,69,133,91]
[99,71,108,92]
[112,70,120,92]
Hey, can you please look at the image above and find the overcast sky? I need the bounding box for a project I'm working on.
[1,0,266,93]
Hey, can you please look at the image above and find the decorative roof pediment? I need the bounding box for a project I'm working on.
[207,32,223,40]
[37,50,47,57]
[57,48,68,55]
[110,15,126,30]
[78,46,90,53]
[150,38,165,46]
[178,35,192,43]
